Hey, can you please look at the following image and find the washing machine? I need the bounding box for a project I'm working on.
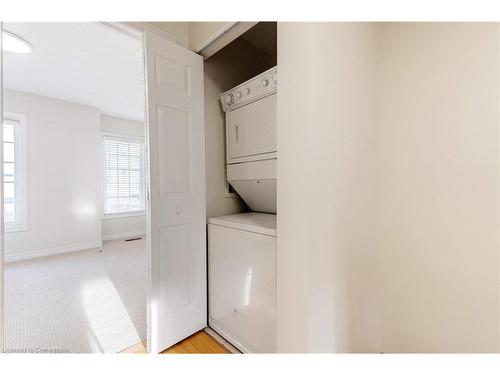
[208,212,276,353]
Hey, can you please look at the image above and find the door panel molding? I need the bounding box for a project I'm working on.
[144,30,206,353]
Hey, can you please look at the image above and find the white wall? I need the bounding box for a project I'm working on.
[126,22,190,49]
[3,89,102,262]
[101,114,144,138]
[277,22,500,353]
[204,38,275,218]
[277,23,380,353]
[153,22,190,49]
[101,114,146,240]
[378,22,500,353]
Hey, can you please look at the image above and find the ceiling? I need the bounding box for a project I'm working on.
[241,22,277,60]
[3,23,145,121]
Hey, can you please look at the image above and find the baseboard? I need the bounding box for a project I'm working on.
[204,327,241,354]
[207,321,248,353]
[4,240,103,263]
[102,230,146,242]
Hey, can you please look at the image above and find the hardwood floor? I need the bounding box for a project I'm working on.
[163,331,230,354]
[119,331,231,354]
[120,341,147,353]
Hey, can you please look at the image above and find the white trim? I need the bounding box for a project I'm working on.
[195,22,237,52]
[4,240,102,264]
[208,320,250,353]
[103,211,146,220]
[110,22,177,45]
[99,22,143,40]
[102,230,146,242]
[102,131,144,141]
[3,111,28,233]
[203,327,240,354]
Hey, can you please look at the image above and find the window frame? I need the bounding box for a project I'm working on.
[3,111,28,233]
[102,132,146,219]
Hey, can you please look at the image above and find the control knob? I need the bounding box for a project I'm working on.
[262,79,269,87]
[225,93,234,105]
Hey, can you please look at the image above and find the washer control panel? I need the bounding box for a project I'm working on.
[220,66,277,112]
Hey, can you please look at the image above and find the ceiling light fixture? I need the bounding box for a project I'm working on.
[2,30,32,54]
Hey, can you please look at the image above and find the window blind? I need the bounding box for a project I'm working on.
[3,112,28,232]
[3,120,17,223]
[103,136,145,215]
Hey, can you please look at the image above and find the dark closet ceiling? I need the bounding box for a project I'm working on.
[241,22,277,60]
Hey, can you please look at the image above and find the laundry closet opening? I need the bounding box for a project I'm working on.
[202,22,278,353]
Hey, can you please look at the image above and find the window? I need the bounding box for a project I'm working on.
[3,112,28,232]
[103,135,145,216]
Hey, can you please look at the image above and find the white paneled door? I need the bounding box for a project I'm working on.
[144,31,206,353]
[0,21,4,353]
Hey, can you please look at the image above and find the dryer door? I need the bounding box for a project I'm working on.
[226,93,276,163]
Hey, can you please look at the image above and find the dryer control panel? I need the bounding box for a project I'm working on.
[220,66,277,112]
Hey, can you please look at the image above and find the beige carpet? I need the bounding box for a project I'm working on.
[4,238,147,353]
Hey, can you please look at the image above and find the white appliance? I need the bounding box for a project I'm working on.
[221,66,277,214]
[208,213,276,353]
[208,67,278,353]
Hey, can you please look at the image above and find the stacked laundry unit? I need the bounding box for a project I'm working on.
[208,66,277,353]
